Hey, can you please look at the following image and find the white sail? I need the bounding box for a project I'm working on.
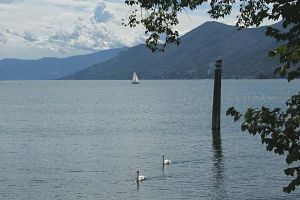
[132,72,139,84]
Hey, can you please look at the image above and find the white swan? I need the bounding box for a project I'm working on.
[136,171,146,182]
[163,155,171,166]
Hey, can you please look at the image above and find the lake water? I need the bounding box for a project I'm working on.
[0,80,299,200]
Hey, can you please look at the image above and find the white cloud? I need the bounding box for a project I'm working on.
[0,32,7,43]
[6,29,37,42]
[2,0,139,55]
[47,20,124,52]
[0,0,277,59]
[0,0,140,58]
[91,1,113,23]
[0,0,23,4]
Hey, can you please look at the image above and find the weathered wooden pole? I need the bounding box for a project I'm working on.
[212,58,222,131]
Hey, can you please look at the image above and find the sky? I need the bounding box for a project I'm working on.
[0,0,269,60]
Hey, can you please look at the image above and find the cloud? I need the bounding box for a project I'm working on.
[47,20,124,52]
[22,31,37,42]
[6,29,37,42]
[91,1,113,23]
[0,32,7,43]
[0,0,23,3]
[2,0,126,53]
[0,0,145,58]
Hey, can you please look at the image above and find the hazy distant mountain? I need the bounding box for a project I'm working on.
[63,21,281,80]
[0,47,126,80]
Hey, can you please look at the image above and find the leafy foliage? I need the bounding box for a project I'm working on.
[226,94,300,193]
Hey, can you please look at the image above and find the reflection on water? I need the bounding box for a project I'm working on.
[211,130,226,200]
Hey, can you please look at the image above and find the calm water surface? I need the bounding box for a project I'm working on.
[0,80,299,200]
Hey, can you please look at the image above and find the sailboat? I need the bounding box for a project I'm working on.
[132,72,139,84]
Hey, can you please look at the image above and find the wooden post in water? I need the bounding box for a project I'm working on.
[212,58,222,131]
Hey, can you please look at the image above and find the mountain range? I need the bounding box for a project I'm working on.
[0,21,281,80]
[63,21,281,80]
[0,47,126,80]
